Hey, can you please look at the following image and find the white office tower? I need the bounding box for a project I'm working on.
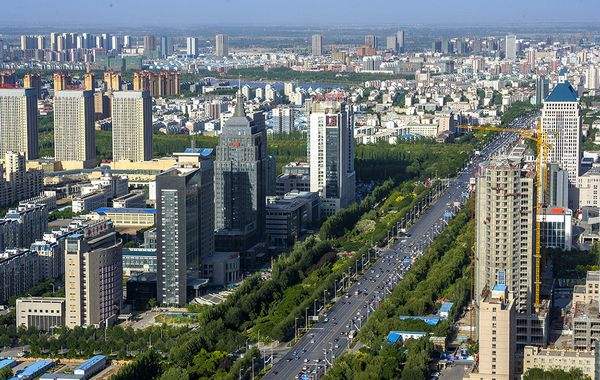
[311,34,323,56]
[586,65,598,90]
[541,81,581,190]
[53,90,96,169]
[309,101,356,217]
[272,106,294,133]
[111,91,153,162]
[505,34,517,60]
[0,88,38,160]
[475,144,535,315]
[186,37,198,57]
[215,34,229,57]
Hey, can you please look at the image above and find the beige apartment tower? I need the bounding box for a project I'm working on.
[53,90,96,169]
[469,285,516,380]
[0,88,38,159]
[475,144,535,314]
[312,34,323,56]
[64,221,122,328]
[111,91,152,162]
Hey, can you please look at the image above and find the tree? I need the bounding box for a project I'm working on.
[0,367,12,380]
[523,368,590,380]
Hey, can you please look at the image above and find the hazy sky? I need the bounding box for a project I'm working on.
[1,0,598,27]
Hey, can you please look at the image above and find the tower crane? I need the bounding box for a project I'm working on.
[461,121,551,311]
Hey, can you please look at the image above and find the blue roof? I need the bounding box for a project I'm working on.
[0,358,16,370]
[493,284,507,292]
[16,360,54,377]
[183,147,214,157]
[545,81,578,102]
[386,330,426,344]
[399,315,442,326]
[95,207,157,215]
[76,355,107,372]
[439,302,454,313]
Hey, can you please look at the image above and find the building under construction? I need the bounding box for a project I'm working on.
[132,70,180,98]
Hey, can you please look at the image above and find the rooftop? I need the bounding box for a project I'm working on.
[545,81,578,102]
[75,355,106,372]
[95,207,157,215]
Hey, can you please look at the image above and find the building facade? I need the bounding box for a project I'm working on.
[64,221,122,328]
[309,101,356,217]
[53,90,96,168]
[0,88,38,159]
[16,297,65,331]
[111,91,153,162]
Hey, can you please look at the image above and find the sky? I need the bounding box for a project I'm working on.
[1,0,599,27]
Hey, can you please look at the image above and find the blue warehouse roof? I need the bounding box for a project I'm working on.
[15,359,54,378]
[183,147,214,157]
[95,207,157,215]
[76,355,107,372]
[545,81,578,102]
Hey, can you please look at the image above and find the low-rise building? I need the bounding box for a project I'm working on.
[72,190,108,214]
[539,207,572,251]
[522,346,596,380]
[16,297,65,331]
[112,191,146,208]
[94,207,156,228]
[265,191,320,250]
[122,247,157,276]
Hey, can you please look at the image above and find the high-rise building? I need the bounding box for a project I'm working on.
[272,106,294,134]
[311,34,323,56]
[0,152,43,208]
[541,81,581,187]
[535,75,549,106]
[101,33,111,50]
[215,34,229,57]
[309,101,356,217]
[186,37,198,57]
[386,35,398,52]
[159,36,171,58]
[586,65,598,90]
[111,91,152,162]
[123,35,131,48]
[475,144,535,314]
[53,72,71,92]
[214,95,268,253]
[132,70,180,98]
[103,70,122,92]
[397,30,405,52]
[364,35,378,50]
[143,35,156,56]
[111,35,121,52]
[64,220,122,328]
[156,150,215,306]
[23,73,41,97]
[505,34,517,60]
[83,72,95,91]
[0,88,38,159]
[53,90,96,169]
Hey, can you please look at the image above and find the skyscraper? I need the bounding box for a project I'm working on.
[0,88,38,159]
[475,144,535,314]
[111,91,152,162]
[309,101,356,217]
[156,150,214,306]
[215,34,229,57]
[586,65,598,90]
[214,95,268,253]
[505,34,517,60]
[386,35,398,52]
[397,30,405,52]
[272,105,294,134]
[186,37,198,57]
[143,35,156,56]
[541,81,581,187]
[53,90,96,169]
[535,75,549,106]
[311,34,323,56]
[64,221,122,328]
[364,35,378,50]
[159,36,171,58]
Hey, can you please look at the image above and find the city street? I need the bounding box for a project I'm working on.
[265,119,532,379]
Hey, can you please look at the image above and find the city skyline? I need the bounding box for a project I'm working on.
[1,0,599,27]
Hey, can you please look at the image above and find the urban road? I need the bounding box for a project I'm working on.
[265,118,533,380]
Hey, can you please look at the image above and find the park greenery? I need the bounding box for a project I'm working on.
[323,200,475,379]
[523,368,590,380]
[222,67,414,85]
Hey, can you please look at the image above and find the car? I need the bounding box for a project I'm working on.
[304,359,309,363]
